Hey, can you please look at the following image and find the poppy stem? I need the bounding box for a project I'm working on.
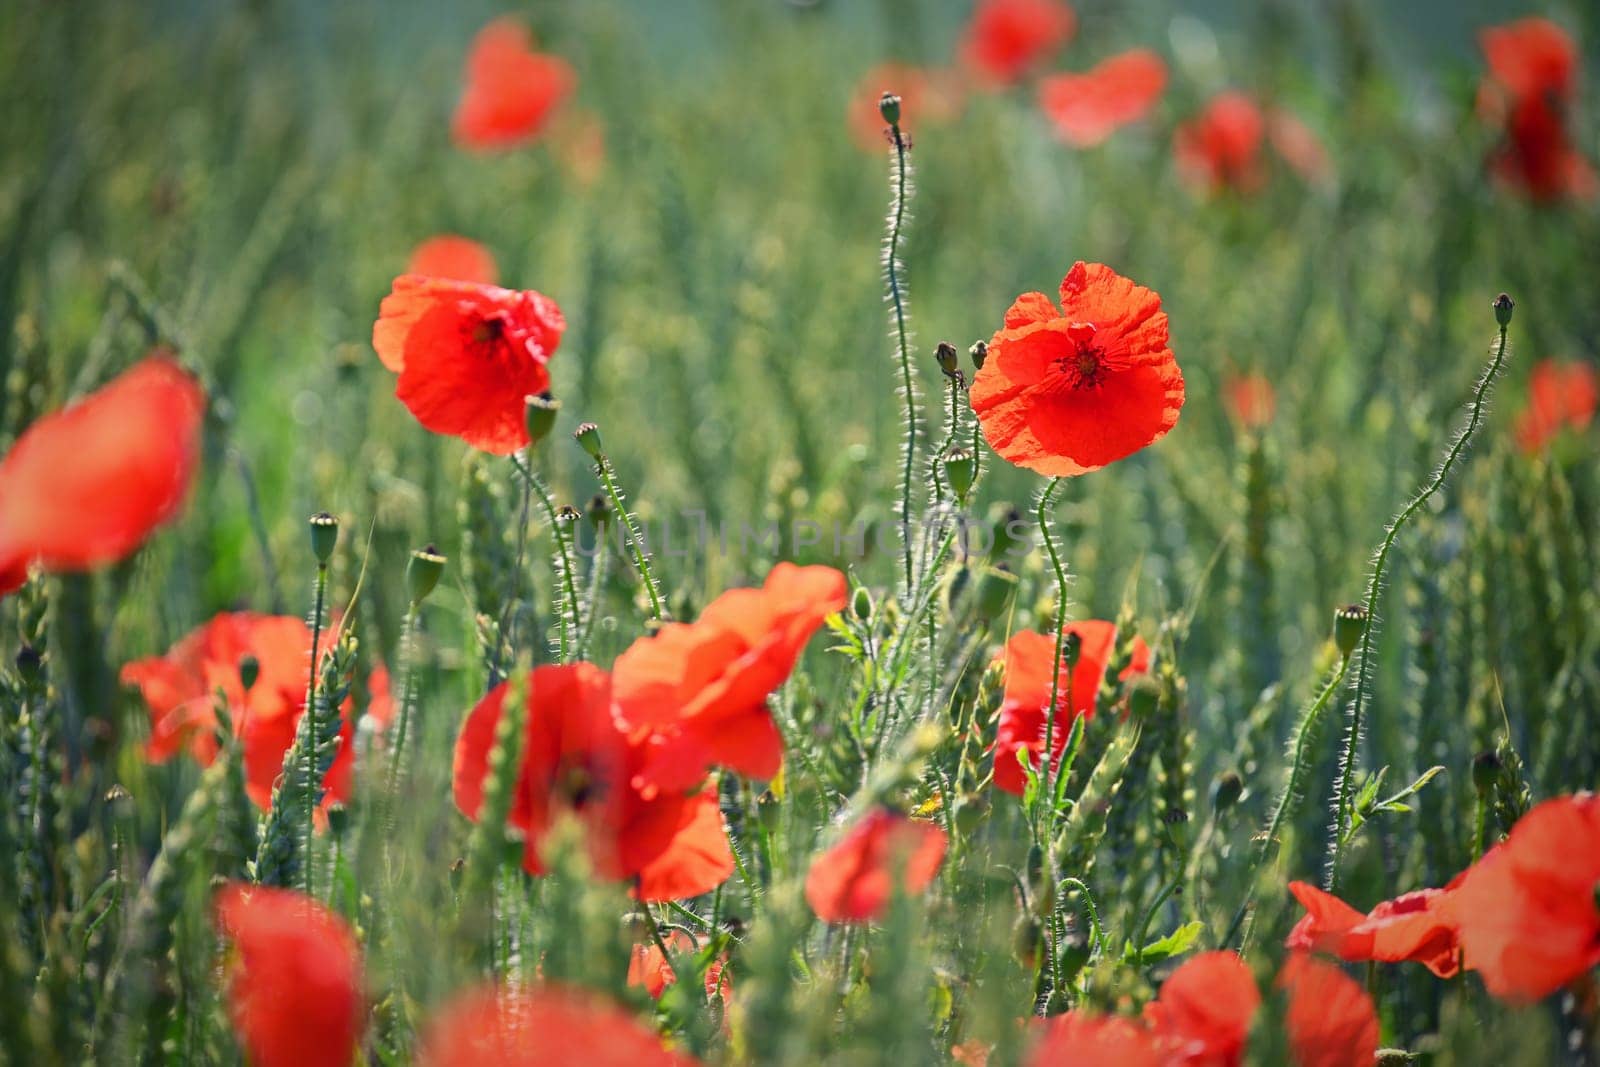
[1328,315,1512,888]
[1035,477,1072,831]
[382,604,420,834]
[882,118,920,600]
[303,562,327,898]
[510,453,584,659]
[592,453,665,621]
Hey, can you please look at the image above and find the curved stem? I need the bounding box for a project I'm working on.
[1329,322,1510,884]
[884,121,918,598]
[595,456,664,621]
[511,453,585,659]
[1036,478,1070,829]
[1057,877,1103,961]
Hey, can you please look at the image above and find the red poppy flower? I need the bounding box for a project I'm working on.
[0,355,203,596]
[1476,20,1594,201]
[1143,950,1259,1066]
[1024,1011,1163,1066]
[1481,18,1578,104]
[1175,91,1266,193]
[408,235,498,285]
[452,662,734,902]
[122,612,393,813]
[1038,49,1167,148]
[613,563,848,796]
[804,808,947,923]
[971,262,1184,477]
[1223,372,1276,430]
[1285,880,1461,978]
[1515,359,1598,453]
[1488,94,1598,202]
[452,18,575,151]
[848,63,965,150]
[213,884,365,1067]
[992,620,1152,796]
[1447,793,1600,1002]
[372,275,566,455]
[416,983,703,1067]
[1276,954,1381,1067]
[627,930,730,1001]
[959,0,1075,87]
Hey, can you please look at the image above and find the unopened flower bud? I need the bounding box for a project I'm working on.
[449,857,466,892]
[326,803,350,838]
[309,512,339,565]
[969,340,988,370]
[15,644,42,684]
[990,504,1024,558]
[407,544,447,604]
[586,493,612,530]
[1471,750,1503,796]
[935,341,960,379]
[1060,630,1083,670]
[1013,913,1043,969]
[238,654,260,693]
[105,783,133,810]
[945,448,975,500]
[756,790,781,834]
[1212,770,1244,811]
[851,585,874,622]
[525,392,561,448]
[1493,292,1514,327]
[953,794,988,836]
[573,422,603,459]
[557,505,581,522]
[974,565,1018,622]
[1333,604,1368,660]
[878,92,901,126]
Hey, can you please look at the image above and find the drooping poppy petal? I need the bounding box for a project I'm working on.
[1143,950,1259,1066]
[416,983,703,1066]
[959,0,1075,87]
[627,930,731,1001]
[452,662,734,901]
[848,62,966,150]
[1277,954,1381,1067]
[372,274,565,454]
[1038,49,1167,148]
[1515,359,1598,452]
[1286,881,1462,978]
[214,884,365,1067]
[408,235,499,285]
[452,18,576,152]
[804,808,947,923]
[971,262,1184,477]
[0,355,203,594]
[1174,92,1266,194]
[1447,793,1600,1002]
[1024,1010,1163,1066]
[991,620,1151,796]
[613,563,847,793]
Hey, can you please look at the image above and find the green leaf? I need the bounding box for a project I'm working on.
[1121,921,1204,965]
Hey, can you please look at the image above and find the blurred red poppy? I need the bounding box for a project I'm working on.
[1223,372,1276,429]
[1266,109,1333,186]
[1038,49,1167,147]
[408,235,498,285]
[416,983,703,1066]
[1276,954,1381,1067]
[1515,358,1598,453]
[971,261,1184,477]
[627,930,730,1001]
[613,563,847,796]
[122,612,393,813]
[1447,793,1600,1002]
[804,808,947,923]
[452,662,734,901]
[1478,19,1595,201]
[453,18,575,151]
[848,62,965,150]
[0,355,203,596]
[1175,92,1266,193]
[1143,950,1259,1065]
[1024,1011,1162,1066]
[1488,94,1598,201]
[1286,880,1461,978]
[372,275,566,455]
[992,620,1150,796]
[1481,18,1577,104]
[960,0,1075,87]
[214,884,365,1067]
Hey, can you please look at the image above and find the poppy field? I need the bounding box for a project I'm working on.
[3,0,1600,1063]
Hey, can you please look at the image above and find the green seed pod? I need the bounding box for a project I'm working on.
[525,392,561,448]
[969,340,988,370]
[878,91,901,126]
[1333,604,1368,660]
[573,421,604,459]
[1212,770,1244,812]
[238,654,261,693]
[1493,292,1514,327]
[407,544,447,604]
[309,512,339,565]
[945,448,975,500]
[1471,750,1503,796]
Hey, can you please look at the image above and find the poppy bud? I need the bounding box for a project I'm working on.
[851,585,874,622]
[1013,913,1043,969]
[953,794,988,836]
[15,644,42,684]
[573,421,604,459]
[325,803,350,838]
[1333,604,1367,660]
[878,91,901,126]
[238,654,260,693]
[105,783,133,810]
[525,392,561,448]
[309,512,339,565]
[586,493,612,530]
[449,857,466,892]
[990,504,1024,558]
[1060,630,1083,670]
[1471,750,1503,796]
[1125,675,1160,720]
[945,448,975,500]
[935,341,960,379]
[1212,770,1244,811]
[969,340,988,370]
[407,544,447,604]
[756,790,781,835]
[1492,292,1514,328]
[974,565,1018,622]
[557,504,581,523]
[1056,929,1091,984]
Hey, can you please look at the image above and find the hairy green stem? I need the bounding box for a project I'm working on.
[884,120,918,598]
[594,455,664,620]
[511,453,585,657]
[303,564,327,898]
